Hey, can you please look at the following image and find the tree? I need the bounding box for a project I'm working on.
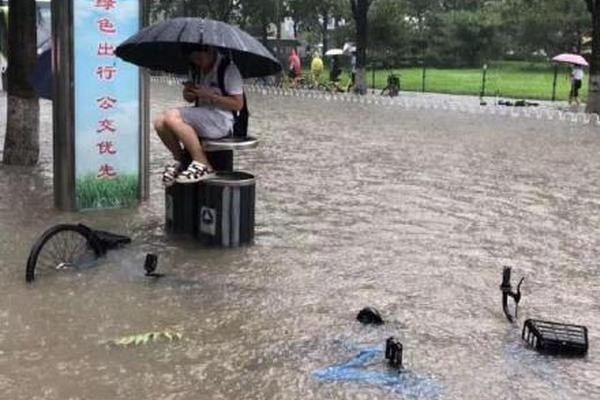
[368,0,411,66]
[288,0,345,52]
[0,1,7,61]
[238,0,278,43]
[586,0,600,113]
[350,0,374,94]
[501,0,588,58]
[425,8,501,67]
[150,0,240,22]
[3,0,38,166]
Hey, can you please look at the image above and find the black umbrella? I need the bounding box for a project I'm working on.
[115,18,281,78]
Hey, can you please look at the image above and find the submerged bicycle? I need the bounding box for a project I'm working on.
[380,72,401,97]
[25,223,130,282]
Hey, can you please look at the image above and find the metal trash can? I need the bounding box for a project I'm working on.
[165,183,197,236]
[196,171,255,247]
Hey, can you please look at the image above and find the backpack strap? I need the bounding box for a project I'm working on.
[217,57,230,96]
[217,57,249,137]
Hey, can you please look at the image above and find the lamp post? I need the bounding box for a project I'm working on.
[551,63,559,102]
[480,63,488,98]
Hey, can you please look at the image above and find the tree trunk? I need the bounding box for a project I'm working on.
[321,10,329,57]
[351,0,371,95]
[333,17,339,48]
[261,20,269,44]
[3,0,39,166]
[276,19,282,39]
[587,2,600,114]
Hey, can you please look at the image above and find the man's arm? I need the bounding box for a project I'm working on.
[189,86,243,112]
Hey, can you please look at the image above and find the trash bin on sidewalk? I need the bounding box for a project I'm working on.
[164,137,258,247]
[165,183,197,236]
[196,172,255,247]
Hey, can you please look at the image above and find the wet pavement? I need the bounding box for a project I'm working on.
[0,84,599,399]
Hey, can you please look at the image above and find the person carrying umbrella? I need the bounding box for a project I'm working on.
[552,53,588,108]
[115,18,281,186]
[569,64,584,107]
[153,45,244,185]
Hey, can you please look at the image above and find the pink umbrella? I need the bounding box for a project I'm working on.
[552,53,589,67]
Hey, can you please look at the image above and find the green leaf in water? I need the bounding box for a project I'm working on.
[108,331,183,348]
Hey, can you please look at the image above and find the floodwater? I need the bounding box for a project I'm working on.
[0,84,599,399]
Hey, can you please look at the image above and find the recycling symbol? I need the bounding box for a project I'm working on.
[202,209,214,224]
[200,207,216,235]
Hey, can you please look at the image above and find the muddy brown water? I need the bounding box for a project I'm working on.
[0,84,599,399]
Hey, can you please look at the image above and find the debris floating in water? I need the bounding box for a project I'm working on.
[356,307,384,325]
[106,331,183,347]
[385,337,403,370]
[500,266,524,323]
[522,319,589,357]
[25,223,132,283]
[144,253,163,277]
[314,346,441,398]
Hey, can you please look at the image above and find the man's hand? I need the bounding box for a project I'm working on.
[182,84,197,103]
[188,85,215,102]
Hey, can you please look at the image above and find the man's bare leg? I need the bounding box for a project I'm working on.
[154,112,185,162]
[163,110,213,169]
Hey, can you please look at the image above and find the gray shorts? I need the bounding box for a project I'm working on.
[178,107,232,139]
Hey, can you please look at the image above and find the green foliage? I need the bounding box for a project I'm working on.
[149,0,238,22]
[367,0,411,64]
[0,6,7,59]
[106,331,183,347]
[367,61,584,101]
[427,9,502,67]
[499,0,589,58]
[76,175,138,210]
[147,0,593,69]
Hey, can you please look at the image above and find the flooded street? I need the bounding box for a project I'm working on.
[1,83,599,399]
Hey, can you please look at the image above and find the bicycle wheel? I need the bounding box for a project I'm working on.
[26,224,104,282]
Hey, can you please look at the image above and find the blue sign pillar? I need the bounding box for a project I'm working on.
[52,0,149,211]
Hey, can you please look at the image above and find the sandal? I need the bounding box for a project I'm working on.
[175,161,215,184]
[162,161,182,187]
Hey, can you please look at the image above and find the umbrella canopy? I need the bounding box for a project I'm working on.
[325,48,344,57]
[343,43,356,54]
[552,53,589,67]
[115,18,281,78]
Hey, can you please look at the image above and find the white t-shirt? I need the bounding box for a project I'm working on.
[572,67,584,81]
[188,54,244,123]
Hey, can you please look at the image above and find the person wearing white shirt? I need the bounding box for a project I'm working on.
[570,65,585,107]
[153,45,244,185]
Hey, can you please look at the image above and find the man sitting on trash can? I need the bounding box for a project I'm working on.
[153,45,244,186]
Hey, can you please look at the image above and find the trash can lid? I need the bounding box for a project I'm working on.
[205,171,255,187]
[204,136,259,152]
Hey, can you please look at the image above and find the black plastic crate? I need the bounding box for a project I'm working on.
[522,319,588,357]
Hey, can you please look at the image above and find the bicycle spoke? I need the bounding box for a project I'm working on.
[37,230,95,273]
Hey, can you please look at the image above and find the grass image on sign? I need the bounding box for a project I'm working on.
[200,207,216,236]
[76,175,139,210]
